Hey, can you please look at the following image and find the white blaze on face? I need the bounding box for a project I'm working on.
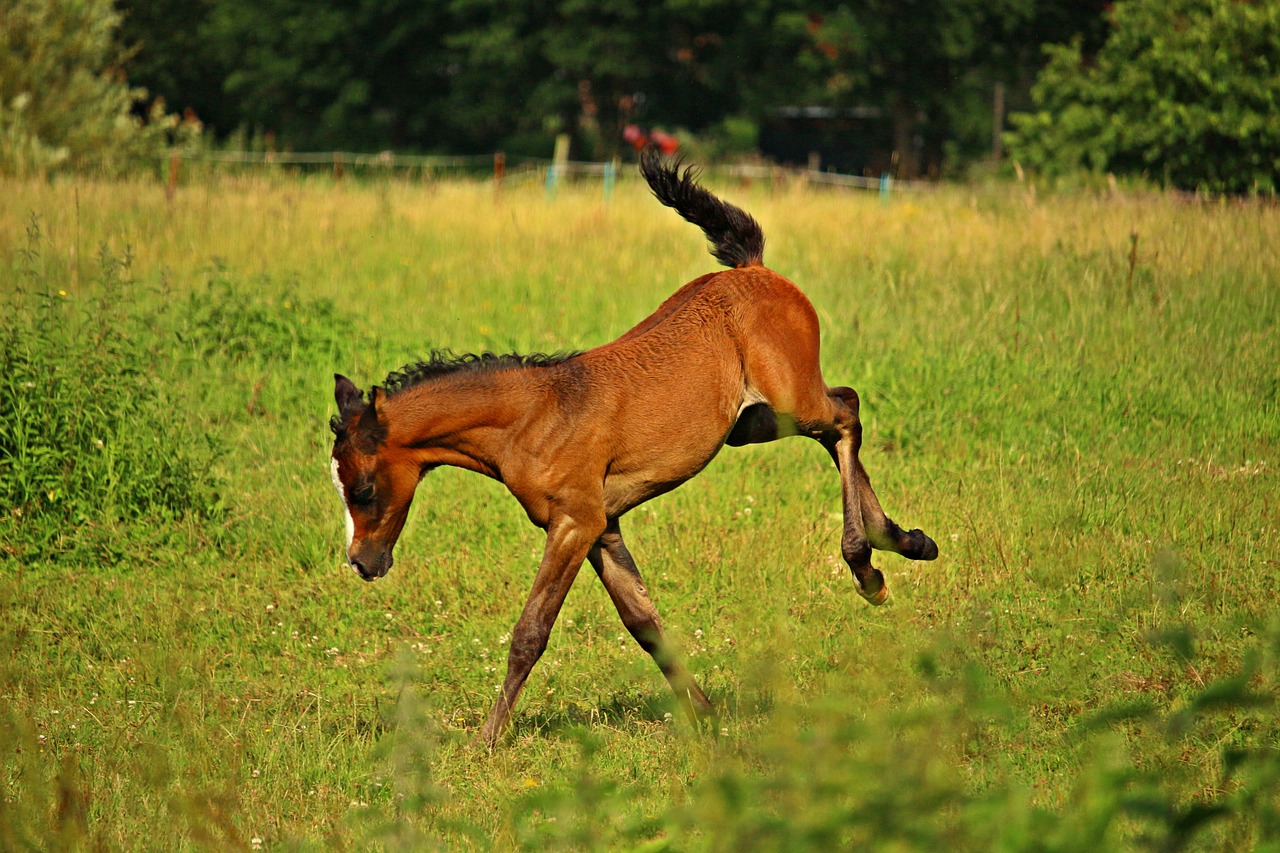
[329,457,355,551]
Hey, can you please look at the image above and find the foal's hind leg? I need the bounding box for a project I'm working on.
[747,384,889,603]
[729,389,928,602]
[826,386,939,563]
[588,520,714,722]
[823,407,887,605]
[735,299,935,603]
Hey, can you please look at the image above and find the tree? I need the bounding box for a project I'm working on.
[115,0,824,159]
[439,0,814,160]
[0,0,191,177]
[176,0,457,151]
[116,0,235,134]
[438,0,570,156]
[796,0,1037,177]
[1006,0,1280,193]
[109,0,1118,171]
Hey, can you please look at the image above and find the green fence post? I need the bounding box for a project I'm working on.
[603,159,616,203]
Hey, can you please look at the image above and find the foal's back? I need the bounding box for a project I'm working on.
[553,264,823,516]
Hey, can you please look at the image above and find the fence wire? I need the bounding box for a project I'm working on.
[162,149,930,192]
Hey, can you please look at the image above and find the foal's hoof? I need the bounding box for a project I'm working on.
[903,529,939,561]
[856,568,888,606]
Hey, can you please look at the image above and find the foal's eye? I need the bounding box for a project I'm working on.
[351,484,376,506]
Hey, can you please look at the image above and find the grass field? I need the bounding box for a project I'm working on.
[2,171,1278,850]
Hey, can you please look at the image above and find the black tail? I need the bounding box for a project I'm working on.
[640,147,765,269]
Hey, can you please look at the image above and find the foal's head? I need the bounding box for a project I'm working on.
[329,374,419,580]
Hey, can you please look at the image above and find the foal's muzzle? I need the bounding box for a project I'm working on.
[347,544,393,581]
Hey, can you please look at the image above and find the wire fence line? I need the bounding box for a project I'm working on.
[162,148,931,193]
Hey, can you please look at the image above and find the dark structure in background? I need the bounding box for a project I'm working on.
[759,105,914,176]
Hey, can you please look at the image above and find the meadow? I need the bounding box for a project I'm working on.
[1,169,1278,850]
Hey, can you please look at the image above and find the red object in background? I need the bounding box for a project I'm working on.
[650,130,679,155]
[624,124,647,151]
[624,125,679,155]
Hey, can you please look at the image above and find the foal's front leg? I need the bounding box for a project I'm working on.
[588,519,714,722]
[480,509,604,746]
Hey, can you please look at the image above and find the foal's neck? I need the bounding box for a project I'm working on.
[382,371,544,479]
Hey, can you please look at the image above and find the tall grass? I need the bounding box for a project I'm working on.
[1,173,1277,849]
[0,215,221,563]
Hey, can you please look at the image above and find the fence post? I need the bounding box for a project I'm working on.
[879,173,892,204]
[546,133,570,199]
[603,159,616,203]
[494,151,506,197]
[334,151,345,181]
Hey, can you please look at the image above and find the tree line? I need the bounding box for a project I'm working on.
[2,0,1276,191]
[113,0,1108,172]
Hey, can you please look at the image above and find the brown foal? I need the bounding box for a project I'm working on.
[329,149,938,745]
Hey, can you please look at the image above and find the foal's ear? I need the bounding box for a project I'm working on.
[356,387,386,445]
[334,373,364,415]
[358,387,382,426]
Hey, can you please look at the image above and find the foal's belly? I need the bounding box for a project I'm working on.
[600,400,740,517]
[602,459,719,518]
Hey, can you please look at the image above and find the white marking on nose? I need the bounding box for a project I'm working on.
[329,457,355,551]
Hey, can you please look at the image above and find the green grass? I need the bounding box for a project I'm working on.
[1,172,1278,850]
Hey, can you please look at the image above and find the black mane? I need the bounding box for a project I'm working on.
[381,349,581,396]
[329,349,580,439]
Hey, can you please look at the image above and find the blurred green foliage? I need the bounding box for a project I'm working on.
[1006,0,1280,193]
[0,0,196,177]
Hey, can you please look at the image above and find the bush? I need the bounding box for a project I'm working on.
[1006,0,1280,194]
[0,216,221,562]
[172,266,345,364]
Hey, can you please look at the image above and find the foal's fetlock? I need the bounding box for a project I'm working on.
[901,528,939,561]
[669,673,715,721]
[685,686,715,719]
[690,704,721,737]
[475,722,504,751]
[843,541,888,604]
[854,566,889,606]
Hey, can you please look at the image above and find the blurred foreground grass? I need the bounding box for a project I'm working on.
[1,172,1278,849]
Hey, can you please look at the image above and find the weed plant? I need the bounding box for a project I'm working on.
[0,174,1277,850]
[0,215,220,562]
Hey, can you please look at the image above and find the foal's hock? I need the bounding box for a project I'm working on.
[329,149,939,745]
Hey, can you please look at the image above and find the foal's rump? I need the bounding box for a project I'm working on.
[621,265,828,422]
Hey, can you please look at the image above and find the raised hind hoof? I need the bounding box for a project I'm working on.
[903,529,939,561]
[856,568,888,606]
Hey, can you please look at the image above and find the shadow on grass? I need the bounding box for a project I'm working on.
[504,679,772,742]
[511,690,675,737]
